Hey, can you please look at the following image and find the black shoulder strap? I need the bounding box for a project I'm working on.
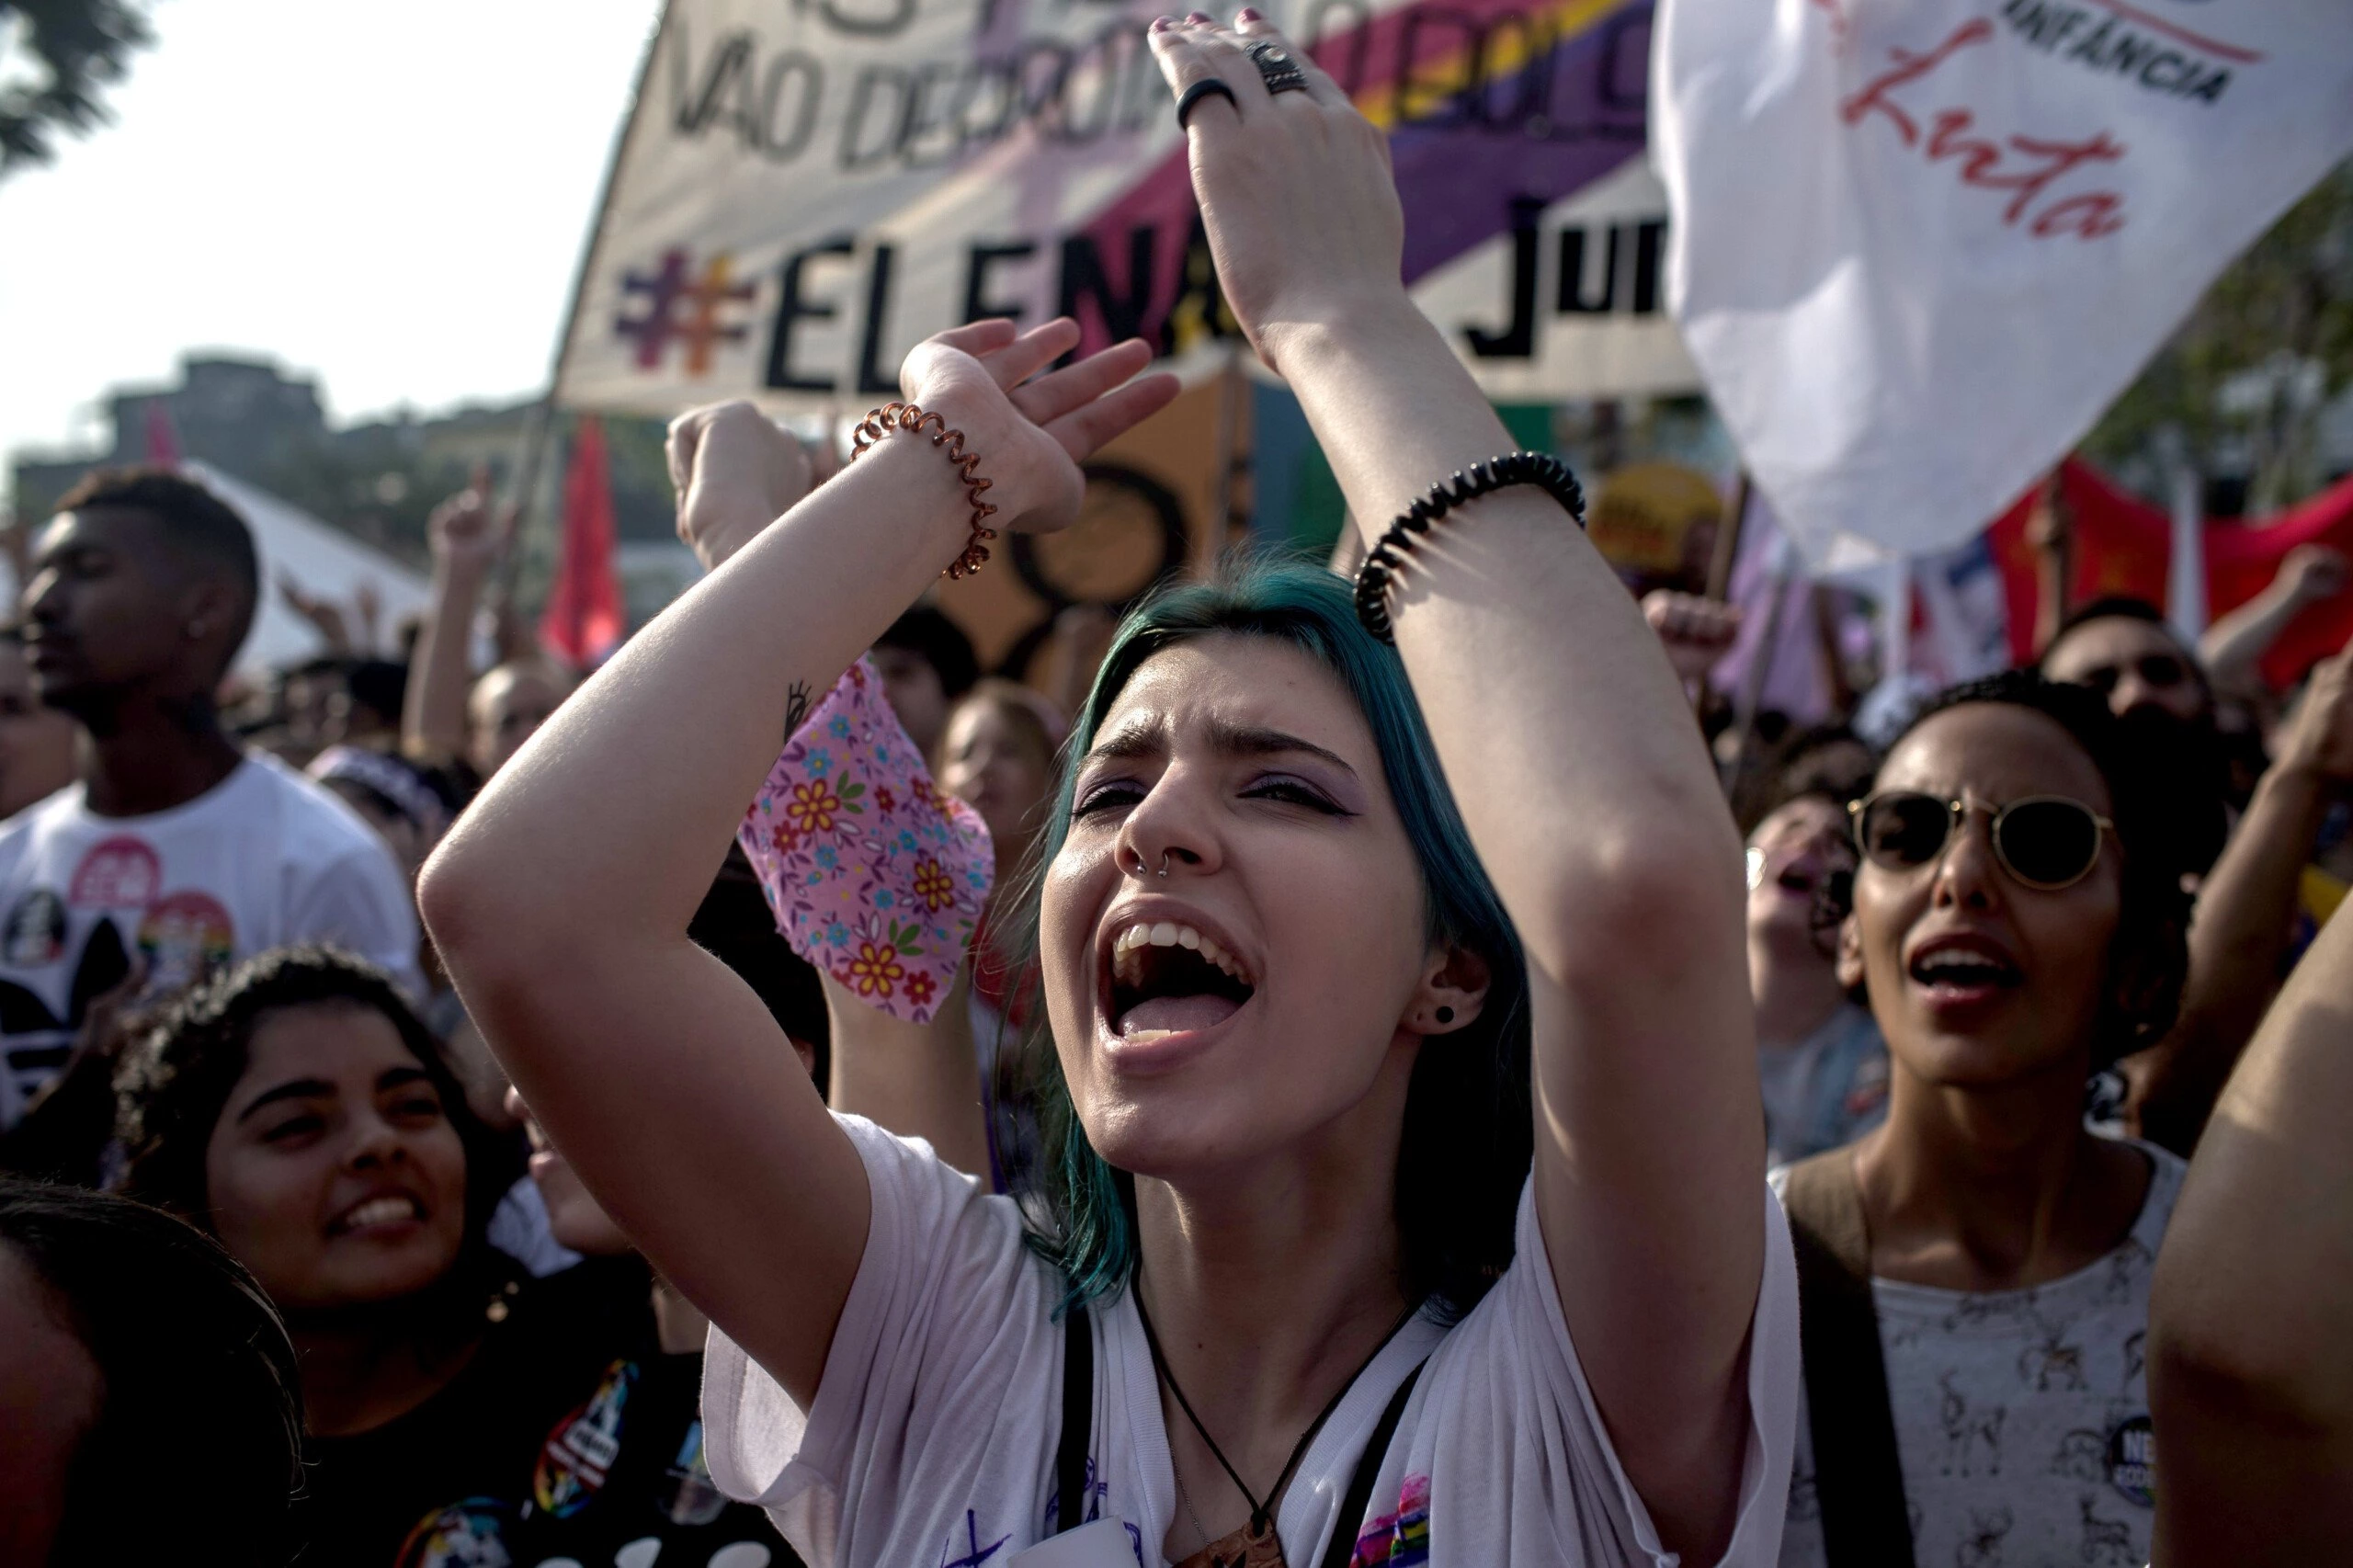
[1316,1358,1427,1568]
[1780,1150,1915,1568]
[1055,1303,1094,1534]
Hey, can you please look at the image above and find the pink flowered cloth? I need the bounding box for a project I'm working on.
[737,656,994,1023]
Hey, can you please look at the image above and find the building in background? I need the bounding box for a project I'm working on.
[7,355,682,623]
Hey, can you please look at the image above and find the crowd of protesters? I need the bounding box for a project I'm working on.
[5,15,2353,1568]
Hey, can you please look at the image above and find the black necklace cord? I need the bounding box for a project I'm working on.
[1134,1292,1425,1540]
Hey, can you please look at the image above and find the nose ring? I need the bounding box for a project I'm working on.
[1156,852,1171,879]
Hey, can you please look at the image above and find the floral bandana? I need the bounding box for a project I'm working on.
[737,656,994,1023]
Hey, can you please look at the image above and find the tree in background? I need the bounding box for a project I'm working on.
[0,0,154,176]
[2089,158,2353,516]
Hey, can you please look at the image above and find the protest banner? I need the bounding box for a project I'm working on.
[1654,0,2353,565]
[551,0,1700,416]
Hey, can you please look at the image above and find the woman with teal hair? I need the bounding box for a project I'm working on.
[422,14,1796,1568]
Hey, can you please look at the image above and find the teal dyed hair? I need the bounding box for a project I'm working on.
[992,557,1532,1321]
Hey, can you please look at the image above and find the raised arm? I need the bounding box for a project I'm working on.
[403,477,506,759]
[278,572,352,655]
[823,971,991,1178]
[1150,17,1762,1555]
[419,326,1174,1403]
[2151,808,2353,1564]
[670,403,993,1181]
[2200,544,2345,703]
[2126,643,2353,1151]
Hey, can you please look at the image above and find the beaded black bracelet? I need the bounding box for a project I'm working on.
[1352,451,1586,642]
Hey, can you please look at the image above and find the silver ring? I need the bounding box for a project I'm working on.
[1157,853,1171,878]
[1246,40,1309,97]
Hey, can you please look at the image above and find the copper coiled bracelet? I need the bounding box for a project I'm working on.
[848,402,999,580]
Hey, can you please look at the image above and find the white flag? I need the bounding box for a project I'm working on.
[1654,0,2353,562]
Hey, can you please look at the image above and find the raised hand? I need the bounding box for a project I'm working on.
[2279,641,2353,784]
[278,572,351,653]
[354,581,382,655]
[2282,544,2348,608]
[1147,11,1406,372]
[1643,590,1743,687]
[665,403,817,573]
[427,469,512,579]
[896,316,1178,540]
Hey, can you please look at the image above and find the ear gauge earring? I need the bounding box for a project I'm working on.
[1435,1006,1455,1026]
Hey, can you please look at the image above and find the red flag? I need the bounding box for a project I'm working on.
[142,402,183,466]
[539,415,624,670]
[2211,472,2353,687]
[1985,459,2353,685]
[1985,460,2171,665]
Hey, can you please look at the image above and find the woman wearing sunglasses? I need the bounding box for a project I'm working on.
[1775,670,2197,1568]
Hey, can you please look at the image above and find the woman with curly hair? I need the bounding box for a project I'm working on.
[112,945,799,1566]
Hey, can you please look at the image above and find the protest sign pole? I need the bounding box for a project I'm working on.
[2024,467,2073,657]
[1705,469,1751,601]
[2159,425,2209,640]
[1722,535,1797,796]
[1811,577,1856,715]
[493,1,673,625]
[1198,341,1247,580]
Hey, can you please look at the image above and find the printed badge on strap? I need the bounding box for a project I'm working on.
[738,656,993,1024]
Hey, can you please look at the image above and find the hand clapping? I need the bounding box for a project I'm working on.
[895,317,1178,541]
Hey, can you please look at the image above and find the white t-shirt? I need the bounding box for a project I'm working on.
[1773,1141,2184,1568]
[0,755,421,1126]
[704,1114,1802,1568]
[489,1174,584,1279]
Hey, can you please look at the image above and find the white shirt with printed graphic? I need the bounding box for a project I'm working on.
[1772,1140,2185,1568]
[703,1113,1802,1568]
[0,755,420,1126]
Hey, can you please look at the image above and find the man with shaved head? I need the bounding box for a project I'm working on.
[0,468,417,1130]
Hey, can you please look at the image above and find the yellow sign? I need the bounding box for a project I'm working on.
[1586,461,1724,588]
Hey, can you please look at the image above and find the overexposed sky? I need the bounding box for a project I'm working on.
[0,0,655,492]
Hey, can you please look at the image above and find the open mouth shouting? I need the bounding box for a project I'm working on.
[1100,909,1257,1062]
[1904,931,2025,1012]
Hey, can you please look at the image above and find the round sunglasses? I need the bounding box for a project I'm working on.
[1848,791,2114,892]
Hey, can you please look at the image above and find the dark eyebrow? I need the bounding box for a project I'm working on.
[235,1078,335,1123]
[1204,719,1359,778]
[235,1065,433,1124]
[1081,719,1165,767]
[1080,716,1358,778]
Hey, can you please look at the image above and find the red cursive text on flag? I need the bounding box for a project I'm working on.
[1839,19,2128,240]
